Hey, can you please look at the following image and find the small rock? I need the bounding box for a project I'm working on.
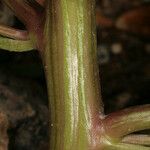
[111,43,122,54]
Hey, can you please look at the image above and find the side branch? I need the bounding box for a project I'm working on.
[103,104,150,142]
[2,0,41,27]
[0,36,35,52]
[106,142,150,150]
[0,24,29,40]
[122,134,150,146]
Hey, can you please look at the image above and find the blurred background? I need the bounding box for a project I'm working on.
[0,0,149,149]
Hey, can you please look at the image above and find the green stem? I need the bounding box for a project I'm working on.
[105,143,150,150]
[122,134,150,146]
[43,0,103,149]
[103,104,150,142]
[1,0,150,149]
[0,36,35,51]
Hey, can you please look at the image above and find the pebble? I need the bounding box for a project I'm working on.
[111,43,122,54]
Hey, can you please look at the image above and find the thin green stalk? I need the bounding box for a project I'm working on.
[103,104,150,142]
[104,143,150,150]
[122,134,150,146]
[0,36,35,52]
[43,0,103,149]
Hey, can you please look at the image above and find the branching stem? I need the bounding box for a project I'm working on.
[103,104,150,142]
[1,0,150,150]
[106,142,150,150]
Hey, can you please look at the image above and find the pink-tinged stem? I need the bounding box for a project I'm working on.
[122,134,150,146]
[103,104,150,142]
[43,0,103,149]
[105,142,150,150]
[27,0,45,12]
[2,0,41,29]
[0,24,29,40]
[3,0,45,53]
[2,0,150,150]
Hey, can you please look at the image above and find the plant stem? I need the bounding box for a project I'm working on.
[103,104,150,142]
[2,0,150,149]
[0,25,29,40]
[3,0,38,25]
[122,134,150,146]
[0,36,35,51]
[105,143,150,150]
[43,0,103,149]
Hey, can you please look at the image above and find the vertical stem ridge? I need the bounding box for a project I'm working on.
[44,0,103,149]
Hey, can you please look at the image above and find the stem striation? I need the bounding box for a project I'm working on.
[103,104,150,142]
[1,0,150,150]
[0,36,35,51]
[43,0,103,149]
